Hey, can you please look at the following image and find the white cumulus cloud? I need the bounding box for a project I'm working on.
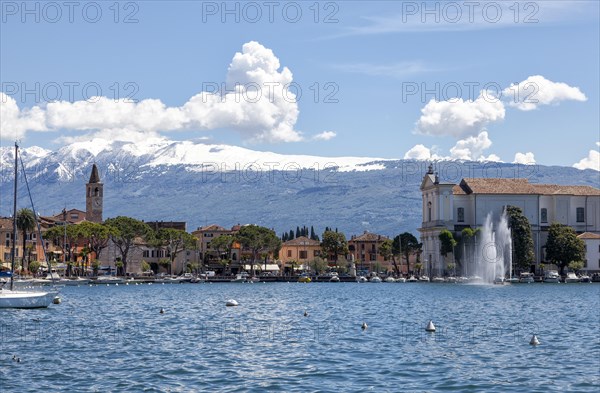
[503,75,587,111]
[449,131,501,162]
[573,142,600,171]
[415,92,505,138]
[0,93,48,140]
[1,41,304,144]
[513,152,536,165]
[312,131,337,141]
[403,144,441,160]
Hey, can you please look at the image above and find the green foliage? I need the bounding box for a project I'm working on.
[379,239,393,261]
[210,234,234,261]
[439,230,457,257]
[505,206,535,271]
[28,260,41,274]
[546,223,586,274]
[141,260,150,272]
[235,225,281,275]
[104,216,152,275]
[568,260,584,272]
[310,257,328,274]
[320,230,348,263]
[77,221,113,260]
[16,208,36,271]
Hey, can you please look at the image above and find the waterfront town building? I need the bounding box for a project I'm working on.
[419,165,600,275]
[279,236,321,273]
[577,232,600,272]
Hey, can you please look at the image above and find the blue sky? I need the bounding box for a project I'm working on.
[1,1,599,169]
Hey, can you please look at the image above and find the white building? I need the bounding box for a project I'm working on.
[578,232,600,273]
[419,165,600,275]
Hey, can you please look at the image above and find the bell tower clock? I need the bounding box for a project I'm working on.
[86,164,103,223]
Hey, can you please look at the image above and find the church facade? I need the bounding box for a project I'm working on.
[419,165,600,276]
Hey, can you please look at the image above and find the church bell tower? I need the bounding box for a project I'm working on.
[86,164,103,223]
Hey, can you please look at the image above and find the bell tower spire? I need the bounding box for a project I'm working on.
[86,164,103,223]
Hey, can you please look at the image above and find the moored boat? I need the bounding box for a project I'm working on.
[543,270,560,283]
[564,272,580,283]
[518,272,535,283]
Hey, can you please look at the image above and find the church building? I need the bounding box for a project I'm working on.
[419,165,600,276]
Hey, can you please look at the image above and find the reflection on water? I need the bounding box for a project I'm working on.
[1,283,598,392]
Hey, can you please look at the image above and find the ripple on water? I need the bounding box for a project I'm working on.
[0,282,598,392]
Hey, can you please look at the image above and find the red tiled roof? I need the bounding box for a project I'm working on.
[577,232,600,240]
[350,231,388,242]
[453,178,600,196]
[283,236,320,246]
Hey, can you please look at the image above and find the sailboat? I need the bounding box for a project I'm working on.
[0,143,59,308]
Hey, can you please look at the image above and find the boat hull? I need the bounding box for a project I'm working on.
[0,290,58,309]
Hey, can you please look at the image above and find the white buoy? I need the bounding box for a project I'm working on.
[160,308,165,314]
[425,320,436,332]
[304,310,309,317]
[53,296,61,305]
[530,334,540,346]
[361,322,368,330]
[226,299,239,307]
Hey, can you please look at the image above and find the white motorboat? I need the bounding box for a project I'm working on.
[518,272,535,283]
[96,275,125,284]
[329,275,340,282]
[445,277,457,283]
[356,276,367,283]
[61,277,91,286]
[396,277,406,283]
[493,276,506,285]
[407,275,418,282]
[370,276,382,283]
[0,288,59,309]
[418,276,430,282]
[384,276,395,283]
[231,272,250,282]
[432,277,445,283]
[543,270,560,283]
[564,272,580,283]
[579,274,592,283]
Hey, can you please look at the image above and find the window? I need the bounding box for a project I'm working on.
[370,254,376,261]
[457,207,465,223]
[5,233,9,239]
[299,251,308,259]
[5,240,9,248]
[143,250,149,258]
[70,213,79,220]
[428,202,432,221]
[313,250,320,257]
[371,244,376,252]
[576,207,584,222]
[540,208,547,223]
[287,250,292,258]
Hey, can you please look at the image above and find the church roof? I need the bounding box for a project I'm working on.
[88,164,101,183]
[453,178,600,196]
[577,232,600,240]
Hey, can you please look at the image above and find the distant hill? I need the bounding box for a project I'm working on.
[1,139,598,237]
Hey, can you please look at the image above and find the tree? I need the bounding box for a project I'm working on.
[155,228,197,275]
[545,223,586,275]
[104,216,152,275]
[16,208,35,272]
[235,225,280,276]
[321,230,348,265]
[45,223,81,265]
[210,234,234,263]
[77,221,113,262]
[310,257,328,275]
[505,206,535,271]
[439,229,457,271]
[393,232,421,275]
[379,239,394,273]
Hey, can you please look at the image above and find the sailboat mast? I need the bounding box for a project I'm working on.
[10,142,18,291]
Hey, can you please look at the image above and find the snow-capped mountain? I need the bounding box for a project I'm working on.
[0,139,598,236]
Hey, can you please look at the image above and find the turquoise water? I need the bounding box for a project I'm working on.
[1,283,599,392]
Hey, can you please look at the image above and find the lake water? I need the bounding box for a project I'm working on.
[1,282,599,392]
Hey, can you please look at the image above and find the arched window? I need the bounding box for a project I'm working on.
[94,187,100,197]
[427,202,432,222]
